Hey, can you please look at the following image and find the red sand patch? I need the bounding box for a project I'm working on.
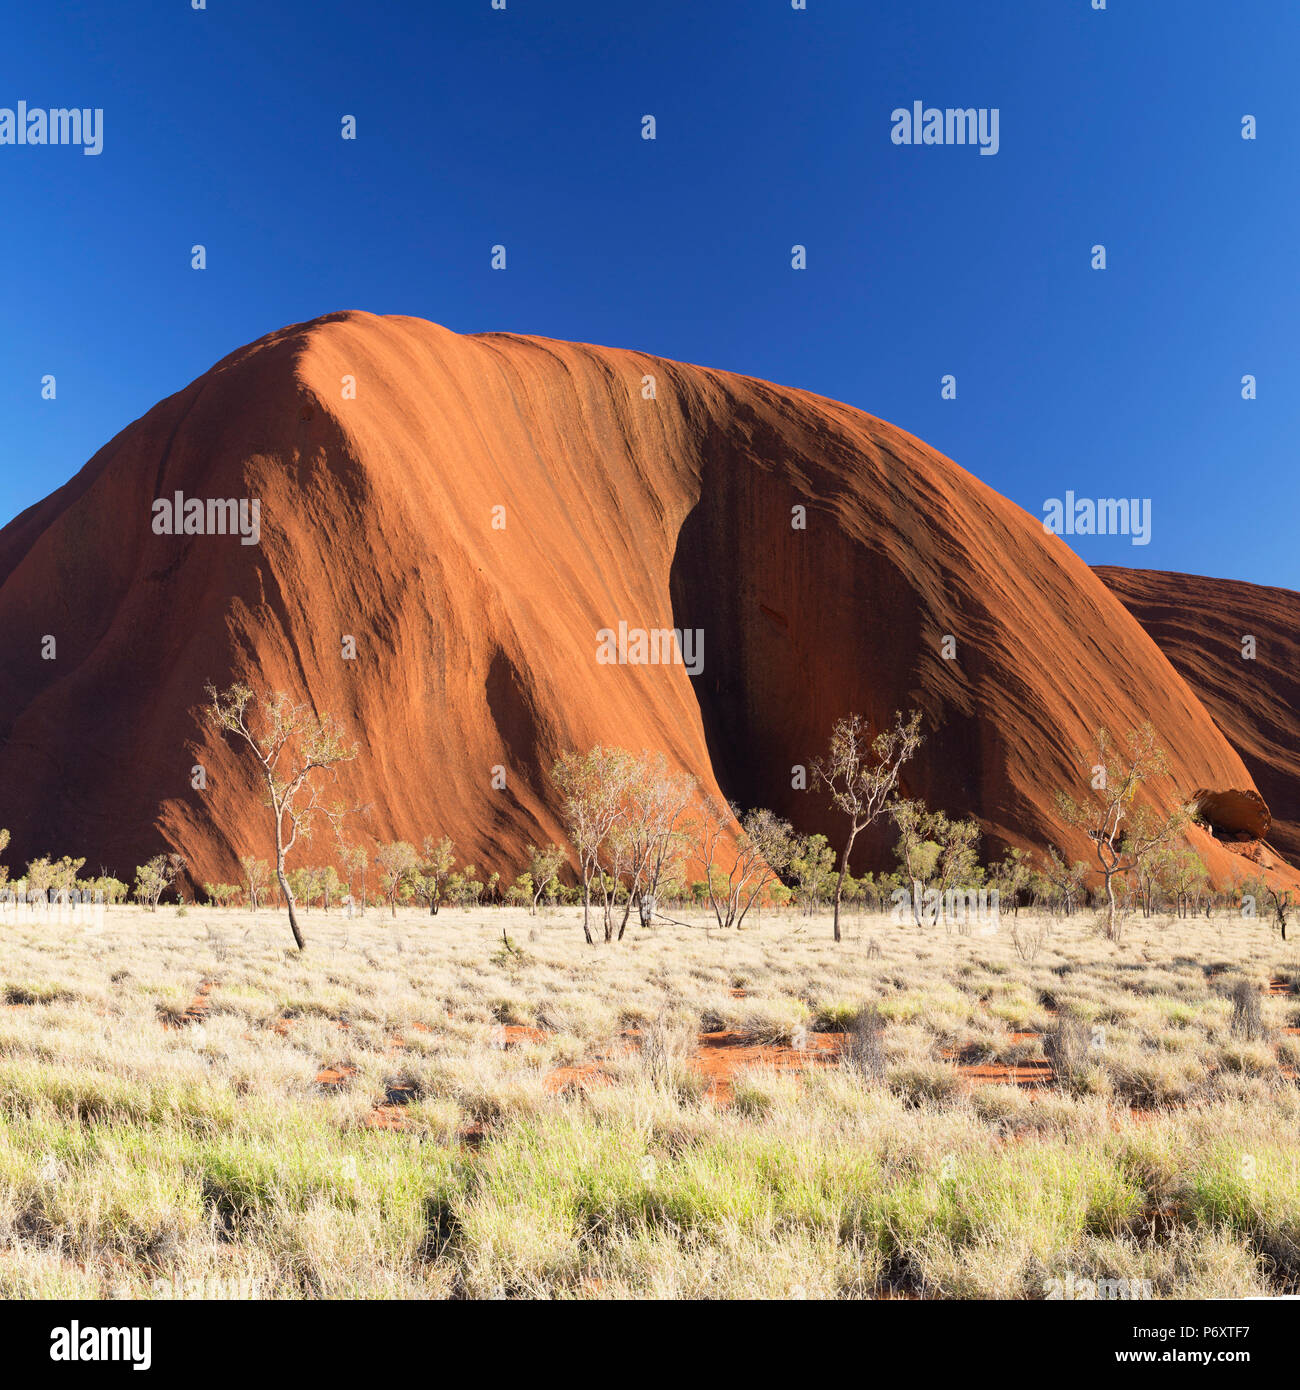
[161,979,214,1030]
[941,1031,1053,1089]
[959,1059,1053,1087]
[184,980,214,1022]
[690,1030,843,1104]
[539,1024,1060,1104]
[364,1104,407,1130]
[316,1064,356,1088]
[544,1061,615,1095]
[1107,1108,1158,1130]
[502,1024,550,1047]
[540,1028,641,1093]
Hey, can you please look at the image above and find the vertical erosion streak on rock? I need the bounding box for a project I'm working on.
[485,647,543,797]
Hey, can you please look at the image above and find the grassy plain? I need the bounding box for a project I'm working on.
[1,902,1297,1299]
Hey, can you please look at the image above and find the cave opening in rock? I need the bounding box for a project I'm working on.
[1192,788,1271,843]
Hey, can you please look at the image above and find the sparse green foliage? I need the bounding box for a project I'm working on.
[812,710,923,942]
[133,854,184,911]
[1056,724,1195,942]
[525,844,565,914]
[204,682,359,950]
[413,836,455,916]
[375,841,419,918]
[789,833,836,915]
[699,800,795,930]
[239,855,272,911]
[1038,847,1090,917]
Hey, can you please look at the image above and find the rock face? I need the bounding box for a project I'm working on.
[1097,566,1300,865]
[0,311,1291,891]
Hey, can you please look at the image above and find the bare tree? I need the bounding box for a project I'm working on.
[811,710,923,942]
[611,753,696,937]
[238,854,271,911]
[1040,846,1089,917]
[1056,724,1194,942]
[204,683,357,950]
[699,799,795,930]
[1265,886,1292,941]
[333,811,372,913]
[553,746,636,944]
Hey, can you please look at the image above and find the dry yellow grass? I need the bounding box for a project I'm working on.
[0,902,1297,1298]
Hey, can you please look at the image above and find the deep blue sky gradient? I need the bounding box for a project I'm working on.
[3,0,1297,587]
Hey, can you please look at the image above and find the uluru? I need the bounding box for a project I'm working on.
[0,310,1293,893]
[1096,566,1300,869]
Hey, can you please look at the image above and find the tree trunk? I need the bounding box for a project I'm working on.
[272,807,304,948]
[581,871,593,946]
[600,871,615,943]
[277,865,304,950]
[1105,871,1118,941]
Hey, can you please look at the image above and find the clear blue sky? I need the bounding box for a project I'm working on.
[3,1,1296,588]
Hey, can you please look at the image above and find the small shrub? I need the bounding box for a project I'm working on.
[1011,919,1048,964]
[842,1005,887,1083]
[1044,1013,1090,1086]
[1229,980,1265,1042]
[888,1061,962,1107]
[1217,1042,1277,1076]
